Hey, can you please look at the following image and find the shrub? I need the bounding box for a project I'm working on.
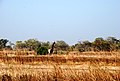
[37,47,48,55]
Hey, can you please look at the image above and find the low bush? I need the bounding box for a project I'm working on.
[37,47,48,55]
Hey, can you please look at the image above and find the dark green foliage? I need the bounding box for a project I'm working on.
[37,47,48,55]
[0,39,9,49]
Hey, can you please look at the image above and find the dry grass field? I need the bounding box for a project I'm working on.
[0,51,120,81]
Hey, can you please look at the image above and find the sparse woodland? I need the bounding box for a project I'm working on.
[1,36,120,54]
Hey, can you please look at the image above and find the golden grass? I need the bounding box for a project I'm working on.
[0,53,120,66]
[0,63,120,81]
[0,51,120,81]
[0,50,36,56]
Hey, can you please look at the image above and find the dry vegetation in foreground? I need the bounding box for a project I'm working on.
[0,51,120,81]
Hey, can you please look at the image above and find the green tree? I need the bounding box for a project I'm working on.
[41,41,50,49]
[107,37,118,44]
[93,37,104,51]
[56,40,69,51]
[75,42,85,52]
[69,45,75,51]
[92,37,112,51]
[16,41,27,49]
[82,40,92,51]
[25,39,41,51]
[74,41,92,52]
[116,40,120,50]
[0,39,9,49]
[106,37,119,51]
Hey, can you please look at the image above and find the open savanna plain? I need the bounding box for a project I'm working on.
[0,51,120,81]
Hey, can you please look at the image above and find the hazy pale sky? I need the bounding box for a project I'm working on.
[0,0,120,45]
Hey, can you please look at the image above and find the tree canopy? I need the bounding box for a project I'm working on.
[1,37,120,52]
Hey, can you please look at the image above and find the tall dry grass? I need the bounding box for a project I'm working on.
[0,53,120,66]
[0,51,120,81]
[0,64,120,81]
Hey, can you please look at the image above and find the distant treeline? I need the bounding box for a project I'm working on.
[0,37,120,52]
